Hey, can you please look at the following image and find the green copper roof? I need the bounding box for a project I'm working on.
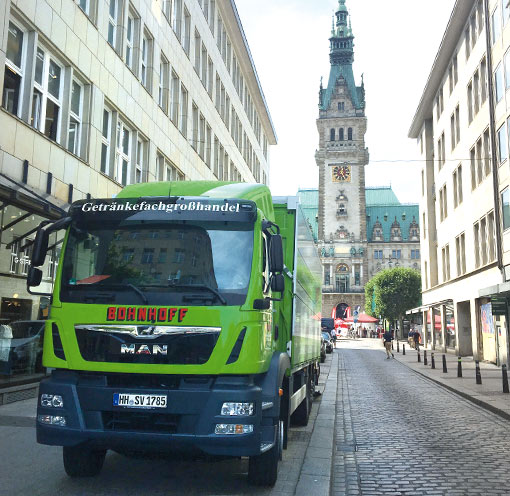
[366,186,400,206]
[297,189,319,242]
[366,205,419,242]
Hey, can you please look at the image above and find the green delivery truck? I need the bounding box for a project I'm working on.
[27,181,322,486]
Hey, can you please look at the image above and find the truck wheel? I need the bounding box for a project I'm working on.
[63,445,106,477]
[248,420,282,486]
[291,370,312,426]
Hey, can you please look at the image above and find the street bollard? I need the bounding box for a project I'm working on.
[442,354,447,373]
[403,344,406,355]
[457,356,462,378]
[431,352,435,369]
[424,350,428,366]
[503,364,509,393]
[475,361,482,384]
[397,340,400,353]
[417,350,421,363]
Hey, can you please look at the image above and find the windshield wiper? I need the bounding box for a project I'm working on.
[96,283,149,304]
[167,283,227,305]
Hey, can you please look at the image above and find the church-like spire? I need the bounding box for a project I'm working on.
[319,0,364,112]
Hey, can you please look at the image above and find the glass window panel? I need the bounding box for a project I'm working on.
[101,143,108,173]
[109,0,116,17]
[47,59,61,99]
[122,128,129,154]
[71,81,81,115]
[503,190,510,230]
[2,67,21,115]
[6,22,23,68]
[495,64,504,102]
[68,118,78,154]
[44,99,60,140]
[122,159,128,185]
[102,110,109,137]
[31,89,42,129]
[35,48,44,85]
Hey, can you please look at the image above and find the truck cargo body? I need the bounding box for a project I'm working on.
[30,182,321,485]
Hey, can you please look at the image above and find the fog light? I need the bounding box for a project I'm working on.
[37,414,67,426]
[220,402,254,416]
[40,394,64,408]
[215,424,253,435]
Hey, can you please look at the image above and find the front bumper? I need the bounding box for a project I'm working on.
[36,370,277,457]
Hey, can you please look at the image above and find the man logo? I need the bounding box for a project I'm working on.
[138,327,156,336]
[120,344,168,355]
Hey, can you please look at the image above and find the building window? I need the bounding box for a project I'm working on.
[480,57,488,103]
[115,119,131,186]
[456,233,466,276]
[495,63,504,102]
[135,137,147,183]
[170,70,180,126]
[31,47,63,142]
[101,108,111,174]
[411,249,420,259]
[141,248,154,264]
[191,102,199,150]
[183,7,191,56]
[125,9,138,73]
[392,249,401,259]
[179,84,188,136]
[141,29,153,91]
[67,80,83,156]
[172,0,183,42]
[339,128,344,141]
[502,189,510,230]
[338,102,344,111]
[348,127,353,140]
[442,244,450,282]
[497,122,508,164]
[492,6,502,44]
[159,54,169,112]
[330,128,335,141]
[173,248,185,263]
[2,22,25,117]
[453,164,463,207]
[108,0,120,49]
[374,250,383,259]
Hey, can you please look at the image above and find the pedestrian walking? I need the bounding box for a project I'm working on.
[383,329,394,359]
[330,328,337,348]
[413,329,420,352]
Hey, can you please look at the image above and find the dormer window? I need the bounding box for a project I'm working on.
[338,102,344,111]
[391,217,402,241]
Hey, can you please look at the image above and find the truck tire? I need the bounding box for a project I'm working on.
[63,445,106,477]
[248,420,283,486]
[291,369,312,426]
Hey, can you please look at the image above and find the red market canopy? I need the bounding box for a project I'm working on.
[343,313,379,323]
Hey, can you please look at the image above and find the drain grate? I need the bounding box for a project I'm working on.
[336,443,358,452]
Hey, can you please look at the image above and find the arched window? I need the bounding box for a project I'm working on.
[348,127,353,140]
[339,128,344,140]
[330,128,336,141]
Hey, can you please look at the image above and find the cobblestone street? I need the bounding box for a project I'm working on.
[333,340,510,496]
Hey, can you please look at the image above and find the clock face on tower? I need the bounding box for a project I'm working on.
[332,165,351,182]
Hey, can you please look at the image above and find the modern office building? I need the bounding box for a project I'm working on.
[409,0,510,365]
[0,0,276,391]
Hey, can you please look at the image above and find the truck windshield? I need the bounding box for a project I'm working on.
[60,220,254,306]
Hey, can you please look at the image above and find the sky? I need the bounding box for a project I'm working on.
[234,0,457,203]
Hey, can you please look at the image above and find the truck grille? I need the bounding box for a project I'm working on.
[102,411,179,433]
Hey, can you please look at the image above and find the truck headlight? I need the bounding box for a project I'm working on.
[37,415,67,427]
[40,394,64,408]
[220,402,254,416]
[215,424,253,434]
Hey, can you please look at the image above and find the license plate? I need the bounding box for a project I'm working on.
[113,393,167,409]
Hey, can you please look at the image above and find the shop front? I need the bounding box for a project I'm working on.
[0,173,66,388]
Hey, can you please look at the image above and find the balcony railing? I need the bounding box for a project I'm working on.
[322,288,365,294]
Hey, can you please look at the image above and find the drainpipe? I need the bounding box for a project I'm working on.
[484,0,505,279]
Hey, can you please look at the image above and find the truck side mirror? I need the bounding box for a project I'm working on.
[253,298,271,310]
[31,228,50,267]
[269,234,284,273]
[27,266,43,287]
[270,273,285,293]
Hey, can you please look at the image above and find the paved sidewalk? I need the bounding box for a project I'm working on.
[390,340,510,420]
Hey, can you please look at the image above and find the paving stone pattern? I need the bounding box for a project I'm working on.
[333,348,510,496]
